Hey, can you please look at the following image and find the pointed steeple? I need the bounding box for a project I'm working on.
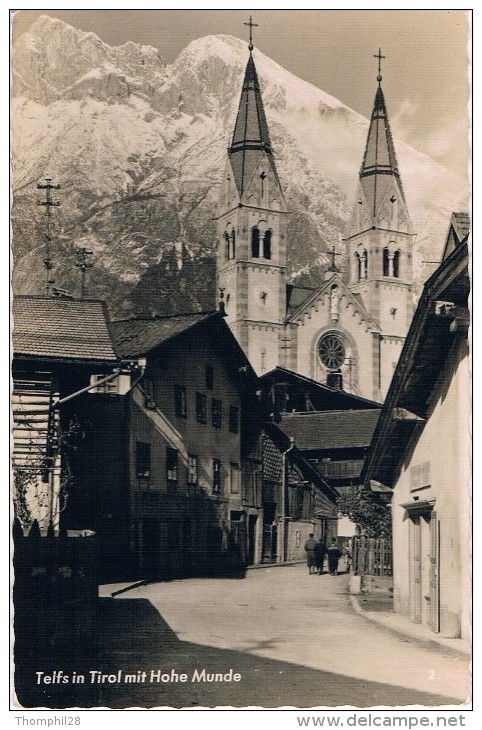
[359,84,405,216]
[228,26,279,197]
[353,50,410,229]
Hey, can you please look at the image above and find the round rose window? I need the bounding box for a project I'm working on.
[318,333,346,370]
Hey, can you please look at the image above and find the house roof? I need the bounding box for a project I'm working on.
[451,212,470,244]
[442,212,470,261]
[110,311,259,397]
[260,366,382,410]
[278,410,380,451]
[363,235,469,488]
[13,296,118,363]
[263,421,339,504]
[110,312,215,358]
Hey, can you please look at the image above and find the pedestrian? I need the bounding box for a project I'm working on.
[327,538,341,576]
[304,533,317,575]
[314,539,325,575]
[344,545,352,574]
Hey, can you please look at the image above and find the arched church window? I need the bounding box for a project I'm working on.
[355,252,361,282]
[383,248,390,277]
[360,249,368,279]
[225,232,230,261]
[230,230,236,260]
[318,332,346,371]
[393,250,400,278]
[251,227,260,258]
[263,230,272,260]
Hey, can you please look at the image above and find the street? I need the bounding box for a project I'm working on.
[15,564,470,709]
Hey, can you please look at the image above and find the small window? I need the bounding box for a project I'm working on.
[188,455,198,486]
[212,398,222,429]
[230,463,240,494]
[143,378,156,409]
[174,384,187,418]
[393,250,400,278]
[383,248,390,277]
[166,448,178,490]
[89,373,118,394]
[196,392,207,424]
[213,459,221,493]
[251,227,260,258]
[263,229,272,260]
[229,405,239,434]
[205,365,214,390]
[136,442,151,479]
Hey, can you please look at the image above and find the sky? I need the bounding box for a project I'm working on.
[10,8,471,180]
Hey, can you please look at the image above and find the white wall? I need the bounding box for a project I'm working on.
[391,337,470,638]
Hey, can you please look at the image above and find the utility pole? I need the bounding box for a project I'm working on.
[75,247,93,299]
[37,177,61,296]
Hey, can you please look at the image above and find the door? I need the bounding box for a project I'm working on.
[262,524,277,563]
[142,518,160,576]
[247,514,257,566]
[409,518,422,623]
[429,511,440,633]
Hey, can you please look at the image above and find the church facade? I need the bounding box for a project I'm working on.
[216,44,415,402]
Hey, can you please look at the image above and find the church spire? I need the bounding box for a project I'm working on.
[228,17,279,197]
[358,49,407,220]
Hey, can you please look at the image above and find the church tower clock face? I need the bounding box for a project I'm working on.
[318,332,346,371]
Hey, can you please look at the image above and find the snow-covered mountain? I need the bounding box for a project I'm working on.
[12,15,468,316]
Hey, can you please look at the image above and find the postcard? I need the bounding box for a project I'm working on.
[10,8,471,715]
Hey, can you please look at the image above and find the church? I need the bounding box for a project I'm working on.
[216,35,415,402]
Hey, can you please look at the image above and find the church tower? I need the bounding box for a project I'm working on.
[345,50,415,398]
[216,21,288,375]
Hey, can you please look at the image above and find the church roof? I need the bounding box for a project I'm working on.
[229,52,280,196]
[13,296,118,364]
[278,410,381,451]
[286,284,316,315]
[359,83,406,218]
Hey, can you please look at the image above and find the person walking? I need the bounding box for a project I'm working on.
[314,539,325,575]
[304,533,317,575]
[327,538,341,576]
[344,545,352,574]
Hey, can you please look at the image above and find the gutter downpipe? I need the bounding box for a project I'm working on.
[280,436,295,563]
[54,368,121,406]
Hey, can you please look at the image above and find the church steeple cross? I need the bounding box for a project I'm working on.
[374,47,385,84]
[244,15,258,52]
[328,245,342,271]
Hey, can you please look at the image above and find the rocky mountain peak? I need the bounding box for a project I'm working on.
[12,16,468,318]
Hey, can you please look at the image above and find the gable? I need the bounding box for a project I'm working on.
[239,152,286,211]
[286,274,380,332]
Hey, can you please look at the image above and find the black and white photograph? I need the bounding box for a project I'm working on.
[10,8,471,712]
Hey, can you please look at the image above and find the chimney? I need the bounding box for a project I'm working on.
[218,288,227,317]
[327,371,343,390]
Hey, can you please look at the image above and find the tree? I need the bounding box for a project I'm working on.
[337,486,391,538]
[12,417,82,532]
